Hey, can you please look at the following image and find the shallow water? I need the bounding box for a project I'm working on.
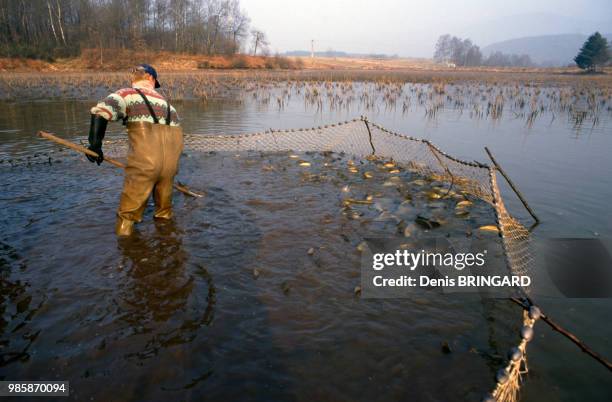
[1,84,612,401]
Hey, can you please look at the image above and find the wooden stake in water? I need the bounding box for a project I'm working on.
[37,131,203,198]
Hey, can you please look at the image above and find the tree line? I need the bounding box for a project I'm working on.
[0,0,256,60]
[433,34,534,67]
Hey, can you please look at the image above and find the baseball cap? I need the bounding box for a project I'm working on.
[135,63,160,88]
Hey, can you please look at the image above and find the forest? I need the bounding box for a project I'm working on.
[433,34,535,67]
[0,0,252,59]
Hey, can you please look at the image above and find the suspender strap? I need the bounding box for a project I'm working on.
[166,99,171,126]
[134,88,159,124]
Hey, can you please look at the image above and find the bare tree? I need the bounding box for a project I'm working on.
[433,34,452,63]
[434,34,531,67]
[55,0,67,46]
[250,28,268,56]
[227,0,249,53]
[47,1,59,44]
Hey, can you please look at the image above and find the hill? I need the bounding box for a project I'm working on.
[482,34,612,66]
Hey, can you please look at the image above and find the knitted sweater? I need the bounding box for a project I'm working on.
[91,83,180,126]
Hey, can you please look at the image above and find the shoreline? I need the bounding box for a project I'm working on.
[2,67,611,91]
[1,52,610,82]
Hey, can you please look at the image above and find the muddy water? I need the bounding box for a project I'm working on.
[1,87,612,401]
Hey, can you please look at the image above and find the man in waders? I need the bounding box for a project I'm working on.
[87,64,183,236]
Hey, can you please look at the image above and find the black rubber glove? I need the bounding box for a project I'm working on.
[87,114,108,165]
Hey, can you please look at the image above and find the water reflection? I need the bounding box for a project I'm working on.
[116,219,215,359]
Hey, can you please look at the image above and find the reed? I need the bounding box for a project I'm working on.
[1,70,610,130]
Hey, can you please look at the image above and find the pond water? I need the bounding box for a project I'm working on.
[1,82,611,401]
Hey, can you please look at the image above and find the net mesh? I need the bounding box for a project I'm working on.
[175,117,531,281]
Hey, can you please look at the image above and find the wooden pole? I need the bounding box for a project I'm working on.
[362,117,376,155]
[485,146,539,223]
[38,131,203,198]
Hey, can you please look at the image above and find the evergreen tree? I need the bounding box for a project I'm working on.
[574,32,610,72]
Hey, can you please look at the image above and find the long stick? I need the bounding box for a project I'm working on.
[510,298,612,372]
[484,146,539,223]
[362,117,376,155]
[38,131,203,198]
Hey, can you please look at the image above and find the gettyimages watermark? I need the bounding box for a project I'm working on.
[360,236,612,299]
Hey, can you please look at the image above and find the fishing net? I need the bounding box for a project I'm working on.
[179,117,535,402]
[177,117,531,279]
[3,117,535,401]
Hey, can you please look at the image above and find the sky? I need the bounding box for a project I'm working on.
[240,0,612,57]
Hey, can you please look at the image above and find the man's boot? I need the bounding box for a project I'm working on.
[116,217,135,236]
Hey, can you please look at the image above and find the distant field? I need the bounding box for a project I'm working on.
[0,52,438,72]
[1,50,610,79]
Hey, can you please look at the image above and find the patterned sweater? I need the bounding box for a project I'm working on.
[91,83,180,126]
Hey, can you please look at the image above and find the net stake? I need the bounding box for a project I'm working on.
[485,146,539,224]
[38,131,204,198]
[362,116,376,155]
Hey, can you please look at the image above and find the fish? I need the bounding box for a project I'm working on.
[363,171,374,179]
[456,200,473,209]
[455,210,469,218]
[478,225,499,233]
[298,161,311,167]
[343,198,373,205]
[383,162,396,168]
[426,191,442,200]
[402,223,418,237]
[415,215,442,229]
